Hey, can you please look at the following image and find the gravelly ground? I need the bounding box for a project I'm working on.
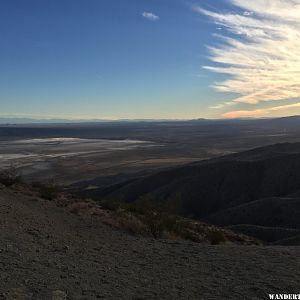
[0,187,299,299]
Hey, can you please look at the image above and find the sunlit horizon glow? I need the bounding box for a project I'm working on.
[195,0,300,118]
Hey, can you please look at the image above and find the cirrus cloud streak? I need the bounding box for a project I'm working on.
[194,1,300,115]
[223,102,300,119]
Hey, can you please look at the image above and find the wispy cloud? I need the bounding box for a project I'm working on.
[223,102,300,118]
[194,1,300,114]
[142,12,160,21]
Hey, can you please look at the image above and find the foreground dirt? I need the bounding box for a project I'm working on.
[0,188,299,299]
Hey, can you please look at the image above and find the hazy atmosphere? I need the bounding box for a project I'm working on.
[1,0,300,120]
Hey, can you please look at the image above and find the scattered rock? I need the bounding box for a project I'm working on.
[52,290,67,300]
[3,287,32,300]
[0,188,299,299]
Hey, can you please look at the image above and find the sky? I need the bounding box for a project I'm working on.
[1,0,300,120]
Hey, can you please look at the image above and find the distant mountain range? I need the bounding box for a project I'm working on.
[0,117,112,124]
[1,115,300,125]
[0,117,207,124]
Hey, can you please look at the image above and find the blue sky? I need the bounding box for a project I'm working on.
[1,0,300,119]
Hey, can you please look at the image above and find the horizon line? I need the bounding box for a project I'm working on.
[0,115,299,125]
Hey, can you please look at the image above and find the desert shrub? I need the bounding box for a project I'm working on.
[118,213,148,236]
[166,218,201,242]
[141,211,180,238]
[179,229,202,243]
[33,182,59,200]
[68,202,90,214]
[0,166,22,187]
[125,195,158,214]
[142,211,165,238]
[101,196,159,214]
[99,197,235,243]
[100,199,122,211]
[206,230,227,245]
[101,196,186,239]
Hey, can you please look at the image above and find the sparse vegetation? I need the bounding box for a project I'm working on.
[0,172,259,245]
[206,229,227,245]
[101,197,182,238]
[32,182,59,200]
[0,166,22,187]
[116,212,148,236]
[142,211,169,238]
[68,202,91,214]
[99,198,258,244]
[100,199,122,211]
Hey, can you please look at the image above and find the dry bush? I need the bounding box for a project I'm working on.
[0,166,22,187]
[142,212,181,238]
[68,202,91,215]
[174,227,203,243]
[206,229,227,245]
[117,213,148,236]
[32,182,59,200]
[100,199,122,211]
[100,198,257,245]
[142,211,165,238]
[101,198,199,240]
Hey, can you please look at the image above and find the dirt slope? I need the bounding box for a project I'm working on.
[205,197,300,229]
[0,187,299,299]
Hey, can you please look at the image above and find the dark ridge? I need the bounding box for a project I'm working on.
[71,142,300,244]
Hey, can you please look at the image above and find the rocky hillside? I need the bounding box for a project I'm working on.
[80,143,300,244]
[0,184,300,299]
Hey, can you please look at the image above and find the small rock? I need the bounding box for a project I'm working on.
[52,290,67,300]
[3,287,32,300]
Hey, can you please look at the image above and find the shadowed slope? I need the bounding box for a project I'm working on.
[102,146,300,219]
